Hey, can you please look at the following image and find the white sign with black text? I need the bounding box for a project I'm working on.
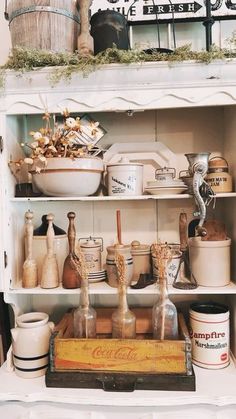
[90,0,236,22]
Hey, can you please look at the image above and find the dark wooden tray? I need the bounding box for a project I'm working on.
[46,367,196,392]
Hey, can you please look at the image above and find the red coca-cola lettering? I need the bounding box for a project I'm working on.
[92,346,138,361]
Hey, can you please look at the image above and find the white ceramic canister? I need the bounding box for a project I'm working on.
[152,243,182,285]
[11,312,54,378]
[206,156,233,193]
[130,240,151,282]
[189,302,230,369]
[106,244,133,287]
[107,157,143,196]
[78,236,103,273]
[28,235,68,283]
[188,237,231,287]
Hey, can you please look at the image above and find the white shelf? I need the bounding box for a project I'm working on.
[10,192,236,202]
[7,281,236,295]
[0,359,235,407]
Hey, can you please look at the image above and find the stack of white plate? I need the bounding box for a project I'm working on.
[144,179,188,195]
[88,269,107,283]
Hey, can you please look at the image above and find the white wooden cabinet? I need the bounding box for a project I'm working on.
[0,60,236,416]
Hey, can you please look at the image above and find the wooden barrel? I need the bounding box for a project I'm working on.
[6,0,80,52]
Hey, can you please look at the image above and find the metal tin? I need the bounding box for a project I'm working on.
[189,302,230,369]
[206,156,233,193]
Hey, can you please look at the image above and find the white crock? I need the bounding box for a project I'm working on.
[107,157,143,196]
[11,312,54,378]
[188,237,231,286]
[106,244,133,287]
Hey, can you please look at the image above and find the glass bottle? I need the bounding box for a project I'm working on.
[152,274,178,340]
[112,282,136,339]
[74,276,97,338]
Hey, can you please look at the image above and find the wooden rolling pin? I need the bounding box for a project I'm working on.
[77,0,94,55]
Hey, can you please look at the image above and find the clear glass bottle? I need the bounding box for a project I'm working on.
[152,275,178,340]
[74,277,97,338]
[112,283,136,339]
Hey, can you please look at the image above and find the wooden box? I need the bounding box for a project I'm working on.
[46,309,195,392]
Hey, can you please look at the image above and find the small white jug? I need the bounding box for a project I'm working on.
[11,312,54,378]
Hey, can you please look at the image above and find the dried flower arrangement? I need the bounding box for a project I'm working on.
[9,109,106,176]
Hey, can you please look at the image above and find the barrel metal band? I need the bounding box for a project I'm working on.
[8,6,80,25]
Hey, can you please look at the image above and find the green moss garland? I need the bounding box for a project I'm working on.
[0,31,235,88]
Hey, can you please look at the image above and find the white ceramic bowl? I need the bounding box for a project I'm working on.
[32,157,104,197]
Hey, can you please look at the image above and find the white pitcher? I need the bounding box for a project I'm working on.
[11,312,54,378]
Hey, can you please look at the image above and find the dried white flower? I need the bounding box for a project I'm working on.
[24,157,34,165]
[31,141,39,149]
[38,155,47,163]
[65,117,76,129]
[42,136,50,145]
[33,132,43,140]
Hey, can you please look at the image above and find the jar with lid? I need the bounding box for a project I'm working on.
[130,240,151,282]
[106,244,133,287]
[205,156,233,193]
[78,236,103,273]
[155,167,176,182]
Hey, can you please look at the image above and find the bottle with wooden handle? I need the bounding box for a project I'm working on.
[77,0,94,55]
[62,212,82,289]
[74,251,97,338]
[152,243,178,340]
[112,253,136,339]
[41,214,59,289]
[22,210,38,288]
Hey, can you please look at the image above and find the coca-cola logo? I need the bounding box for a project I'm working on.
[92,345,138,361]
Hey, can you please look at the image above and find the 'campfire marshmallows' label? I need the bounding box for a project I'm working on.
[189,309,230,369]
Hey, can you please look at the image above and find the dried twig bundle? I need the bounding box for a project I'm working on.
[72,245,88,283]
[115,252,126,286]
[151,242,172,282]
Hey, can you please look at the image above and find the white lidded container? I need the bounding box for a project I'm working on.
[78,236,103,273]
[189,302,230,369]
[188,237,231,287]
[107,157,143,196]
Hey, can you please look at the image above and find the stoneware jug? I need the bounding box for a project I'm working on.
[11,312,54,378]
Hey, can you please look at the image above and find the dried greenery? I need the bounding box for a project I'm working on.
[8,109,104,179]
[0,31,236,88]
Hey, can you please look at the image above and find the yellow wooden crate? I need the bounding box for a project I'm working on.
[49,309,192,375]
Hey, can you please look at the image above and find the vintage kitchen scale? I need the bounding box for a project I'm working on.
[46,308,195,392]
